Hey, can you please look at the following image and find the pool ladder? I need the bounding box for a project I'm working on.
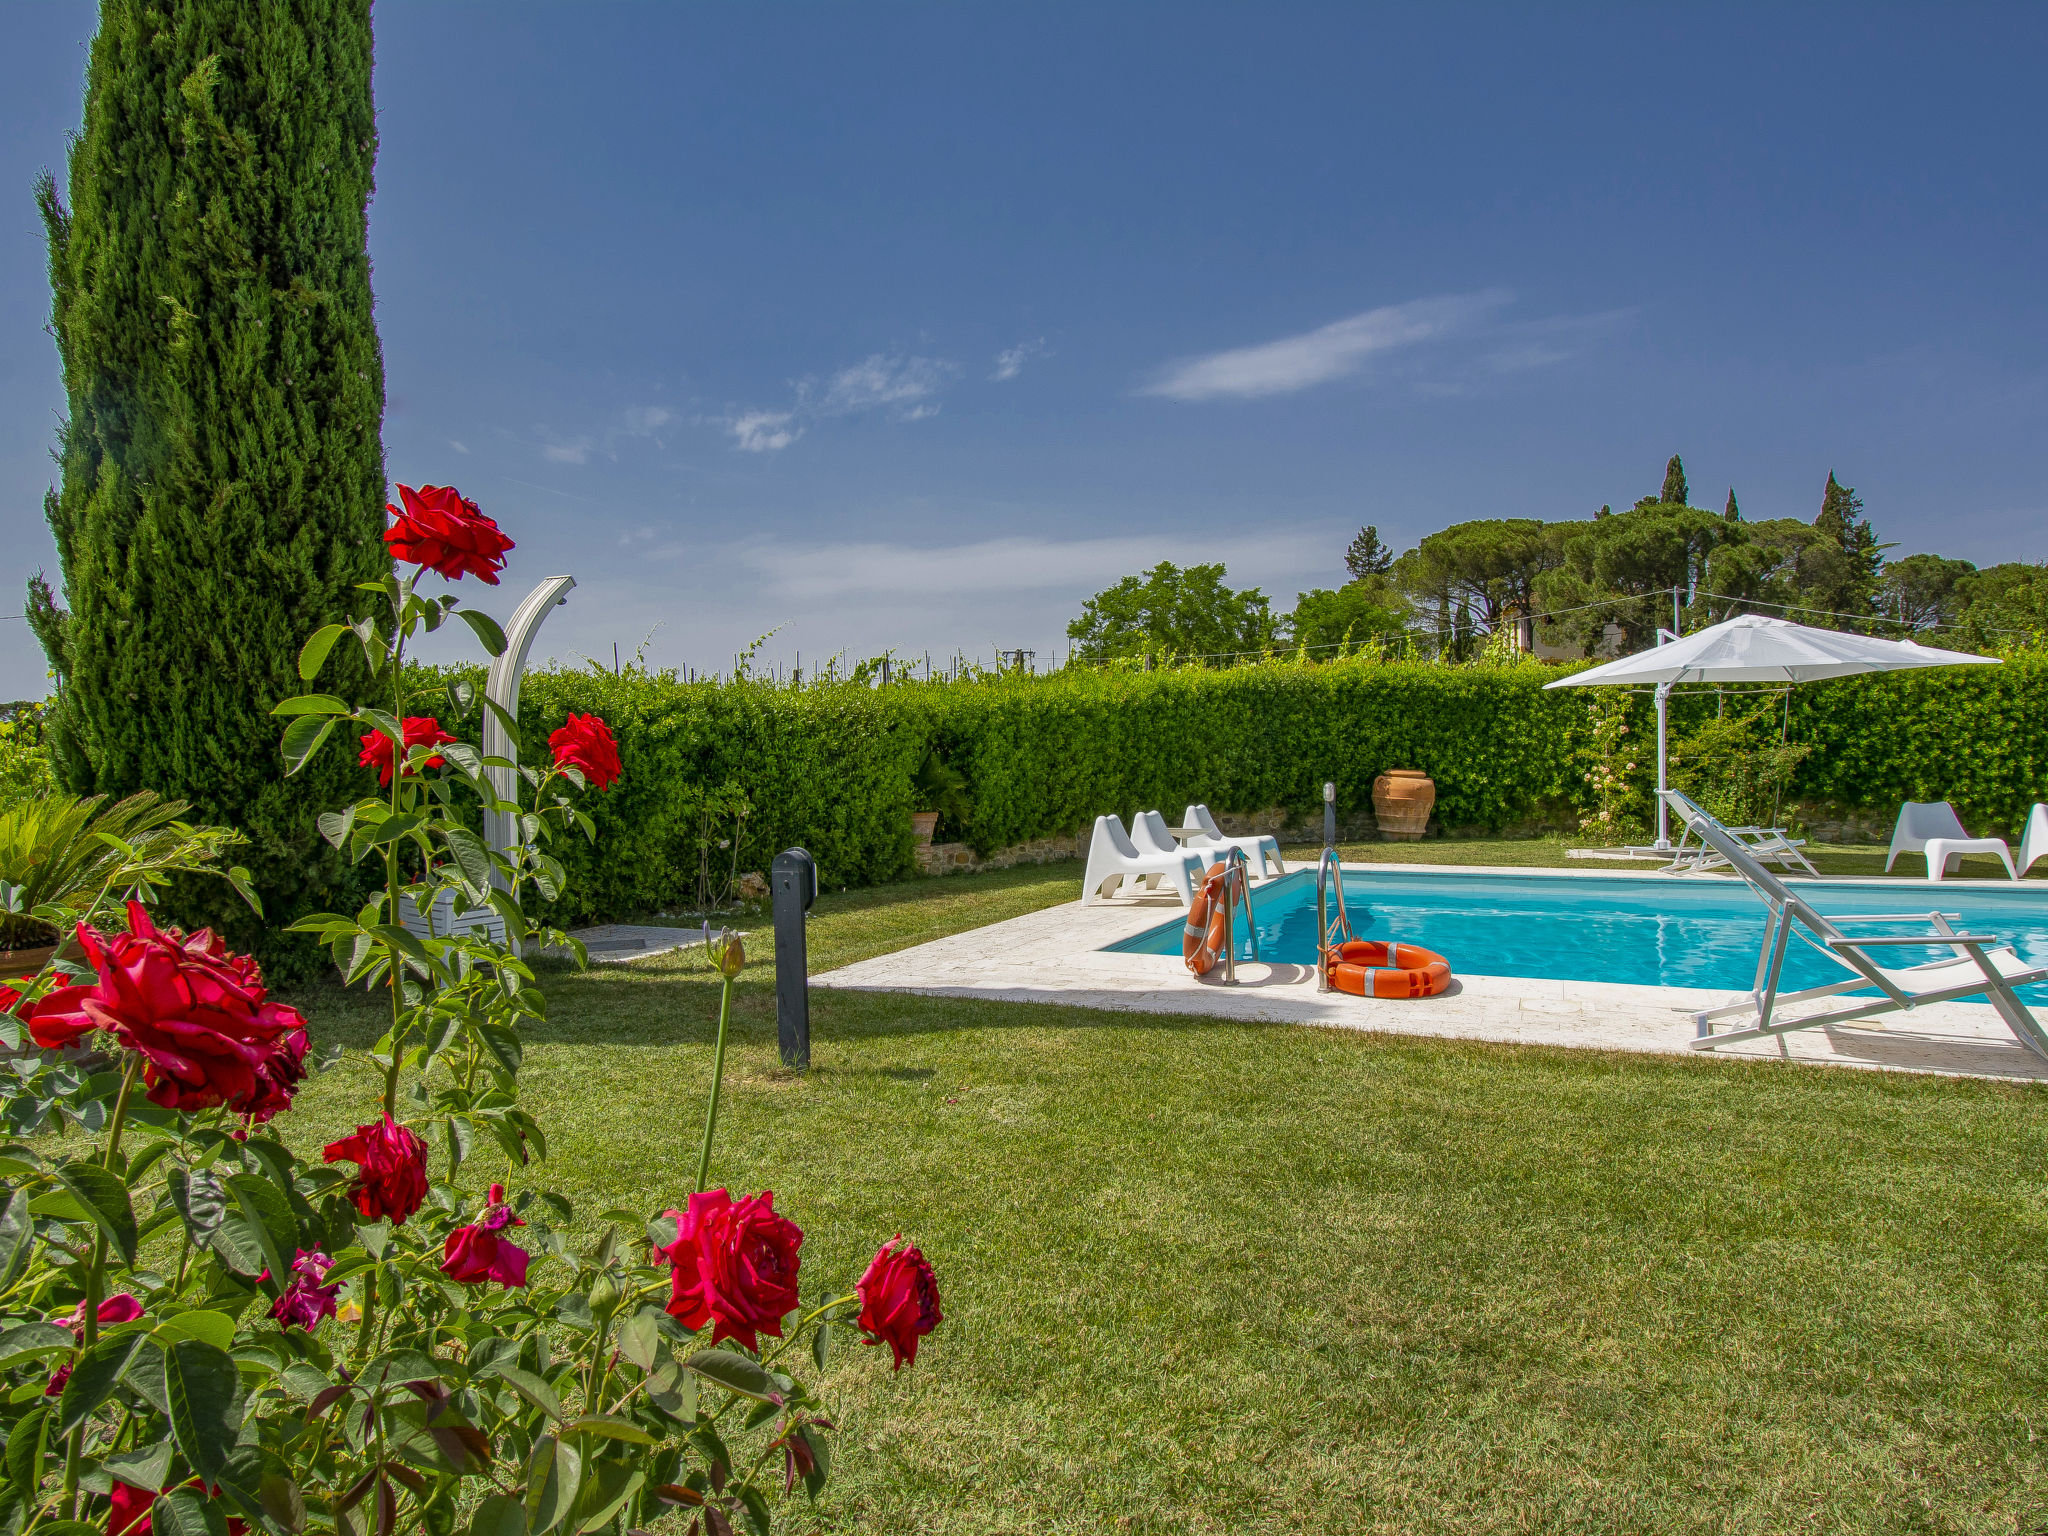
[1212,846,1260,984]
[1315,847,1353,993]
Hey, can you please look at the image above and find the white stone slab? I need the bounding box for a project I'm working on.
[814,870,2048,1082]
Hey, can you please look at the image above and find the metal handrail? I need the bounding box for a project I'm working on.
[1214,847,1260,983]
[1315,847,1353,993]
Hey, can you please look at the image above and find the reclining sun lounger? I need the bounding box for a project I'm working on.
[1177,804,1285,878]
[1660,789,2048,1062]
[1660,817,1819,878]
[1080,814,1207,908]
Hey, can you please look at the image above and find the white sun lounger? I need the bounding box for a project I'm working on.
[1081,815,1207,908]
[1885,800,2017,881]
[1177,805,1285,879]
[1659,817,1819,878]
[1661,789,2048,1061]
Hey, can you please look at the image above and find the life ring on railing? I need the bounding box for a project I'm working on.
[1183,861,1244,976]
[1324,939,1453,998]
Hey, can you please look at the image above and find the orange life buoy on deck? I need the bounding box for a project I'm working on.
[1324,939,1452,998]
[1183,861,1243,976]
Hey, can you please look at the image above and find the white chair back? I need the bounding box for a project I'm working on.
[1891,800,1970,850]
[1191,804,1228,840]
[2020,803,2048,877]
[1097,814,1141,859]
[1131,810,1180,856]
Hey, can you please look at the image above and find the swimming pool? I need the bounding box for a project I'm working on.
[1104,867,2048,1001]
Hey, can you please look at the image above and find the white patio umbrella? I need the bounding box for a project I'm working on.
[1543,613,2001,849]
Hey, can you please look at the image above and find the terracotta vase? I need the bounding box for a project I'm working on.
[1372,769,1436,841]
[910,811,941,847]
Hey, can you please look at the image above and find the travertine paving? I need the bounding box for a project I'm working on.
[815,870,2048,1082]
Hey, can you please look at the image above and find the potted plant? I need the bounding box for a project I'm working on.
[0,790,190,973]
[912,749,971,846]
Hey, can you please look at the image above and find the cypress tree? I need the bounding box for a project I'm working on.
[30,1,385,963]
[1661,454,1688,506]
[1812,471,1885,613]
[1724,487,1739,521]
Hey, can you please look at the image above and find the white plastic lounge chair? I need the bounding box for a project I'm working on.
[1659,817,1818,878]
[1884,801,2016,881]
[1661,790,2048,1061]
[1080,815,1207,907]
[1177,805,1285,878]
[2018,803,2048,878]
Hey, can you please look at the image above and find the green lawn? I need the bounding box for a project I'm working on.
[278,855,2048,1534]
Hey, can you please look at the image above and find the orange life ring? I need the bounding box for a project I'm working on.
[1183,861,1244,976]
[1324,939,1453,998]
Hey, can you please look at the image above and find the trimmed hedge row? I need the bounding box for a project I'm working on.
[415,652,2048,925]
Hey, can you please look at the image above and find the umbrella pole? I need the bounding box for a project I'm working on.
[1654,679,1673,850]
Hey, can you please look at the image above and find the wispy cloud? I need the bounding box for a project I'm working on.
[991,339,1049,382]
[1141,290,1513,401]
[816,354,953,416]
[449,439,470,455]
[621,405,679,436]
[727,410,802,453]
[720,353,955,452]
[542,436,595,465]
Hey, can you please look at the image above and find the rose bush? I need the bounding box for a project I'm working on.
[0,484,941,1536]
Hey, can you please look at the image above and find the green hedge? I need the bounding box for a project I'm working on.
[410,651,2048,925]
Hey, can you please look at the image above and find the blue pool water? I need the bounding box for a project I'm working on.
[1104,867,2048,1001]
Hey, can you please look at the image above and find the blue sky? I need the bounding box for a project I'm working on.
[3,3,2045,693]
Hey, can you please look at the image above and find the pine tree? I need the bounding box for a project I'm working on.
[1724,487,1739,521]
[1344,524,1393,580]
[1661,454,1688,506]
[1812,471,1884,613]
[31,0,385,964]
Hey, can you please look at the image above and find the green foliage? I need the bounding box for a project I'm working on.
[1286,580,1412,654]
[1397,519,1560,634]
[1811,471,1885,613]
[1066,561,1278,663]
[0,790,242,949]
[1669,710,1812,830]
[1661,454,1689,507]
[1536,503,1734,654]
[30,0,386,967]
[0,704,54,801]
[1572,690,1651,843]
[912,750,972,836]
[1344,524,1394,580]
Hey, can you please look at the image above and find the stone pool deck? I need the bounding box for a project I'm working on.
[815,863,2048,1083]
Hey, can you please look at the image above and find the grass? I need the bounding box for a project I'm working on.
[276,854,2048,1534]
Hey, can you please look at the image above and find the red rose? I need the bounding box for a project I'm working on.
[323,1114,430,1225]
[239,1024,310,1125]
[269,1250,341,1331]
[110,1481,246,1536]
[384,483,514,584]
[0,975,99,1052]
[441,1186,529,1287]
[548,714,622,790]
[659,1189,802,1352]
[109,1482,154,1536]
[74,905,302,1113]
[357,717,457,788]
[855,1236,943,1369]
[46,1290,147,1393]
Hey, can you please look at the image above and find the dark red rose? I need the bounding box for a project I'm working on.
[659,1188,802,1352]
[441,1189,530,1288]
[0,974,100,1052]
[109,1482,154,1536]
[384,483,514,584]
[269,1250,341,1331]
[357,717,458,788]
[74,905,301,1113]
[47,1290,146,1391]
[239,1024,310,1125]
[323,1114,430,1225]
[110,1481,245,1536]
[548,714,622,791]
[855,1236,943,1369]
